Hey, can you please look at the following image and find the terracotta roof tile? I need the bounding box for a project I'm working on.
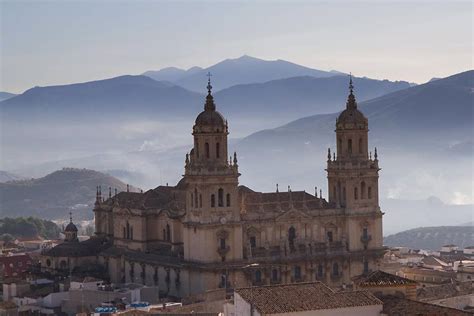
[354,270,417,287]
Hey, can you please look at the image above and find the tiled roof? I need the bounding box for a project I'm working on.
[354,270,417,287]
[381,295,472,315]
[422,256,449,267]
[43,237,110,257]
[235,282,382,314]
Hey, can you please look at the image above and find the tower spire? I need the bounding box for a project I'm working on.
[69,211,73,223]
[346,73,357,110]
[204,72,216,111]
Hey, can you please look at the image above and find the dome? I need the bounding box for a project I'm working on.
[336,77,368,126]
[337,107,367,125]
[194,79,226,129]
[65,221,78,232]
[195,109,225,127]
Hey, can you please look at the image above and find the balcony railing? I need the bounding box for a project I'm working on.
[217,246,230,256]
[245,241,345,260]
[360,235,372,244]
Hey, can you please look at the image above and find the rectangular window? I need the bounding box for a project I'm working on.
[220,238,226,250]
[294,266,301,280]
[327,231,333,242]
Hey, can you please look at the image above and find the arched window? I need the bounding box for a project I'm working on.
[123,227,126,239]
[359,138,363,154]
[130,227,133,240]
[191,193,194,208]
[361,181,366,199]
[255,270,262,283]
[338,138,342,153]
[196,140,199,158]
[166,224,171,242]
[126,222,130,239]
[368,187,372,199]
[218,188,224,207]
[332,263,339,276]
[333,186,337,201]
[216,142,220,158]
[163,229,166,240]
[288,227,296,249]
[194,188,198,207]
[348,139,352,154]
[205,142,210,158]
[211,194,215,207]
[317,264,324,278]
[354,187,358,200]
[226,193,231,207]
[199,194,202,208]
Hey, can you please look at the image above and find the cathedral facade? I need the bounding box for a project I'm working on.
[46,76,385,298]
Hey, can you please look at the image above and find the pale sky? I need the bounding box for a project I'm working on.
[1,0,472,94]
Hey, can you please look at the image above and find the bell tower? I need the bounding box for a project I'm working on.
[326,76,383,273]
[182,74,242,263]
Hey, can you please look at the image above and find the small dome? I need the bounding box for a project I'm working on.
[65,221,78,232]
[337,107,367,125]
[336,77,368,126]
[195,109,225,127]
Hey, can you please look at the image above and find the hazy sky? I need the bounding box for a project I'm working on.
[1,1,472,93]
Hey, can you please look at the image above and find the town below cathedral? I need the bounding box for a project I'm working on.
[1,73,472,316]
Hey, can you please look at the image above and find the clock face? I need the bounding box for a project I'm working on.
[220,217,227,224]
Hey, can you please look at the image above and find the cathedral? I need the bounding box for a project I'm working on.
[41,76,385,298]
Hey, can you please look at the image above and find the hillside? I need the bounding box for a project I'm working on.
[0,168,135,220]
[144,55,339,92]
[0,170,24,183]
[384,226,474,250]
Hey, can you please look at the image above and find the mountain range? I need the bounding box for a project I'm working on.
[0,91,16,102]
[384,226,474,250]
[0,168,134,220]
[143,55,340,92]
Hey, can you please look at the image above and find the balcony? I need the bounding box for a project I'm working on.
[217,246,230,256]
[360,235,372,245]
[245,241,345,261]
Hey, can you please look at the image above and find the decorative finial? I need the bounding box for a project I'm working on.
[69,211,73,223]
[320,189,322,199]
[333,152,336,161]
[370,151,372,160]
[229,156,232,166]
[328,148,331,160]
[346,73,357,110]
[233,151,238,165]
[206,72,212,95]
[276,183,279,193]
[349,72,354,95]
[288,185,290,192]
[109,187,112,198]
[127,184,129,192]
[204,72,216,111]
[114,188,118,196]
[315,187,318,198]
[374,147,378,160]
[185,153,189,165]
